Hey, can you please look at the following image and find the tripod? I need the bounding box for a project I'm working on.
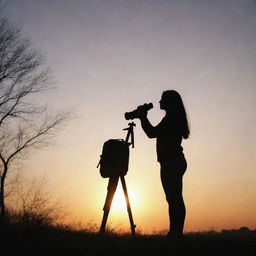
[99,122,136,235]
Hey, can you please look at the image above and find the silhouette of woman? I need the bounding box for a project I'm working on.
[138,90,190,238]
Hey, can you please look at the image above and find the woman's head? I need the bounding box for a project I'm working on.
[160,90,190,139]
[160,90,184,111]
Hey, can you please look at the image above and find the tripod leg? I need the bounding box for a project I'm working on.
[120,176,136,235]
[99,176,119,233]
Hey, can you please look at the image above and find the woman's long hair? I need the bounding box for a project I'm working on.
[162,90,190,139]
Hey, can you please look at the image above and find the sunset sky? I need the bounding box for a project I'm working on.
[4,0,256,233]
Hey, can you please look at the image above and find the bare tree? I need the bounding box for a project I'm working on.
[0,13,71,222]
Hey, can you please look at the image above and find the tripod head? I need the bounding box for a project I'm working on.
[123,122,136,148]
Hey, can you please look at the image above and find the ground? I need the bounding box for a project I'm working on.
[1,224,256,256]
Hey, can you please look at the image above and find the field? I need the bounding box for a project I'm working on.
[1,224,256,256]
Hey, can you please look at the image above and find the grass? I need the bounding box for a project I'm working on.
[1,223,256,256]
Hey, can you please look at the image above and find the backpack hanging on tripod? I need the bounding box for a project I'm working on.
[97,139,129,178]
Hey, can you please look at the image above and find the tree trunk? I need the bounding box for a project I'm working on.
[0,176,5,223]
[0,163,7,223]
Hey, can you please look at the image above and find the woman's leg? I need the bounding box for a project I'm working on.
[160,158,187,234]
[168,178,186,233]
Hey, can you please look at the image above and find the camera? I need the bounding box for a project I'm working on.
[125,103,153,120]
